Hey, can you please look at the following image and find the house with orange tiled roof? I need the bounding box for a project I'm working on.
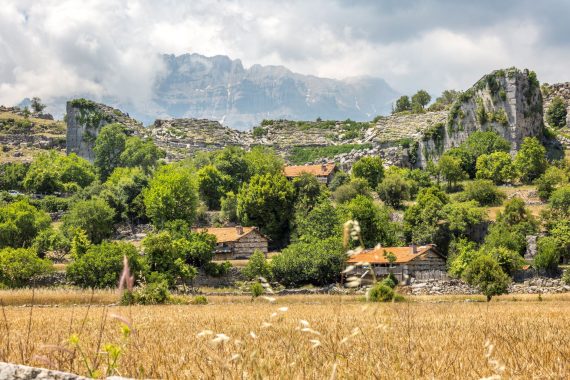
[195,226,268,260]
[346,244,446,283]
[283,163,337,185]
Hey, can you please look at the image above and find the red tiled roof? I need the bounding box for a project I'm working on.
[195,227,263,243]
[283,163,336,178]
[347,245,436,264]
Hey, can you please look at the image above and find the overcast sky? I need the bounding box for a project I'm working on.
[1,0,569,112]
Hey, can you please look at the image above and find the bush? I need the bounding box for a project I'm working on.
[377,174,410,208]
[250,282,264,298]
[0,200,51,248]
[546,96,567,129]
[62,197,115,244]
[0,247,53,288]
[242,250,271,280]
[514,137,547,184]
[460,180,505,206]
[475,152,517,185]
[562,270,570,285]
[123,277,171,305]
[192,295,208,305]
[367,281,402,302]
[332,179,371,203]
[534,236,561,274]
[271,237,346,287]
[67,241,144,288]
[203,261,232,277]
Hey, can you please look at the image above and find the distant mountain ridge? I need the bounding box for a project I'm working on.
[141,53,399,129]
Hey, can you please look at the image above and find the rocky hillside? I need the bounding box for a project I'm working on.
[0,106,66,163]
[146,53,399,129]
[66,99,144,162]
[65,67,546,168]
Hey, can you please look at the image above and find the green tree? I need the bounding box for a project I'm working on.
[32,228,70,259]
[548,185,570,220]
[546,96,567,128]
[329,170,350,191]
[411,90,431,112]
[428,90,461,111]
[242,250,271,280]
[0,200,51,248]
[332,178,371,203]
[271,237,345,287]
[487,246,525,276]
[104,167,149,223]
[0,247,52,288]
[143,165,199,228]
[62,198,115,244]
[393,96,411,113]
[476,152,517,185]
[456,132,511,178]
[377,173,410,208]
[535,166,568,201]
[534,236,561,274]
[120,136,164,172]
[514,137,547,184]
[66,241,144,288]
[197,165,230,210]
[292,173,326,208]
[442,201,486,238]
[30,97,46,114]
[437,154,467,191]
[0,162,29,191]
[93,123,127,180]
[294,199,341,241]
[551,221,570,259]
[214,146,249,193]
[463,255,510,302]
[404,187,448,245]
[352,156,384,188]
[237,173,295,245]
[220,191,238,223]
[244,146,284,177]
[338,195,398,248]
[142,230,199,287]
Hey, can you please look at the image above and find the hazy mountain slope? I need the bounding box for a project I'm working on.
[145,53,398,129]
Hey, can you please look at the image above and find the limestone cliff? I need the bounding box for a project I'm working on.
[416,68,543,168]
[66,99,143,162]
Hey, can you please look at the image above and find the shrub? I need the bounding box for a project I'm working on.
[250,282,264,298]
[66,241,144,288]
[332,179,371,203]
[368,282,399,302]
[562,270,570,285]
[0,200,51,248]
[242,250,271,280]
[460,180,505,206]
[124,278,171,305]
[534,236,561,274]
[62,197,115,244]
[192,295,208,305]
[475,152,517,185]
[271,237,346,287]
[0,247,53,288]
[377,174,410,208]
[514,137,547,184]
[546,96,567,129]
[203,261,232,277]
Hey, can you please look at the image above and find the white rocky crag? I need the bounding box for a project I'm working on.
[0,362,130,380]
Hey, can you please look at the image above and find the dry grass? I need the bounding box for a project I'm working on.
[487,204,545,221]
[0,291,569,378]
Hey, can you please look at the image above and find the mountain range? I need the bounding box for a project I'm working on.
[142,53,398,129]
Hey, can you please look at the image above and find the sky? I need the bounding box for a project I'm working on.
[1,0,569,113]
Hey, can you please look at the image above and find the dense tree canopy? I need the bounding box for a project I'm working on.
[0,200,51,248]
[514,137,547,184]
[93,123,127,180]
[62,197,115,244]
[352,156,384,188]
[546,96,567,129]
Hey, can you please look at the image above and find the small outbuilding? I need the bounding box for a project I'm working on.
[199,226,269,260]
[346,244,447,284]
[283,163,336,185]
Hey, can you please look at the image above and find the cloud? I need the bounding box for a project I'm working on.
[0,0,568,115]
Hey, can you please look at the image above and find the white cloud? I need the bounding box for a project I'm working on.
[0,0,568,115]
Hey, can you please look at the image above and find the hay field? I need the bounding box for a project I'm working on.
[1,292,569,379]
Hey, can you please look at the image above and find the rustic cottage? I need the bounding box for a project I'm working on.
[283,163,336,185]
[346,244,446,284]
[200,226,269,260]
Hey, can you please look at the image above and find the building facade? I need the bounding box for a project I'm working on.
[199,226,269,260]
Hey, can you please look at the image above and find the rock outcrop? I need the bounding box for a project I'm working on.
[66,99,143,162]
[416,68,543,168]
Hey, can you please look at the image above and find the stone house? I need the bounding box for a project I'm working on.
[199,226,269,260]
[283,163,337,185]
[346,244,447,284]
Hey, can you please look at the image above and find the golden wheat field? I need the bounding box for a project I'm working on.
[1,290,569,379]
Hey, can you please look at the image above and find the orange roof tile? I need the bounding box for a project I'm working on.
[195,227,262,243]
[347,245,436,264]
[283,163,336,178]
